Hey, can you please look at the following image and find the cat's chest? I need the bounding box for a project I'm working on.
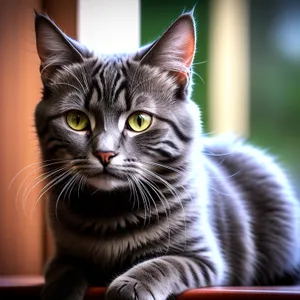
[50,204,173,268]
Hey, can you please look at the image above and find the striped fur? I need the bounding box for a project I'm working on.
[34,12,300,300]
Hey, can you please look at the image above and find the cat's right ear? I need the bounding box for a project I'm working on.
[136,13,196,89]
[35,11,90,83]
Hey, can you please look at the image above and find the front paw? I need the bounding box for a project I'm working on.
[106,275,157,300]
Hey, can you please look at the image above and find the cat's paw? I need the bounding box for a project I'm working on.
[106,275,158,300]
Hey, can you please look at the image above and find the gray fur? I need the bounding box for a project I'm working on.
[33,11,300,300]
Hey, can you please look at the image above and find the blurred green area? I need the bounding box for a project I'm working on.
[141,0,300,194]
[141,0,210,132]
[250,0,300,193]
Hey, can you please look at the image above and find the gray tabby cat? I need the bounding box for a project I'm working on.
[34,10,300,300]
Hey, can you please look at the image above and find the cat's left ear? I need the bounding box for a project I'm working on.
[137,12,196,87]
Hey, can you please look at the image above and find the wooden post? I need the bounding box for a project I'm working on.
[0,0,43,275]
[208,0,249,137]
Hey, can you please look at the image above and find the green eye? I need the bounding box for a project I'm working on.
[66,110,89,131]
[127,112,152,132]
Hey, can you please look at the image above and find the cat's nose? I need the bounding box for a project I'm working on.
[94,151,117,167]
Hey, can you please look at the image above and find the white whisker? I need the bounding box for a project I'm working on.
[22,165,71,213]
[130,175,149,226]
[62,65,87,95]
[139,178,159,221]
[140,176,171,254]
[128,176,139,211]
[77,172,85,199]
[81,65,90,92]
[54,82,82,94]
[14,160,67,212]
[138,166,188,252]
[141,160,185,176]
[27,166,71,218]
[66,173,81,204]
[30,169,71,220]
[55,174,77,220]
[8,158,65,190]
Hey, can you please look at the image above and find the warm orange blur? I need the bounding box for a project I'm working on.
[0,0,44,275]
[0,0,76,275]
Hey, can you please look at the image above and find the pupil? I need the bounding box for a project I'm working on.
[137,115,143,127]
[75,115,80,126]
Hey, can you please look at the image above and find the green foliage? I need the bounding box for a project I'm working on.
[250,0,300,193]
[141,0,209,131]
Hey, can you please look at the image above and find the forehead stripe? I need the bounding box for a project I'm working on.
[110,72,121,102]
[92,60,102,77]
[113,81,127,106]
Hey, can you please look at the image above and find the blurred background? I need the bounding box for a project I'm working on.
[0,0,299,276]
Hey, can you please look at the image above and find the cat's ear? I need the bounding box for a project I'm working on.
[138,12,196,87]
[35,11,91,82]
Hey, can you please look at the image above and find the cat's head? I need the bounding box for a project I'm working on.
[34,11,202,192]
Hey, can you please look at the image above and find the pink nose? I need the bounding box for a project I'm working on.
[94,151,116,166]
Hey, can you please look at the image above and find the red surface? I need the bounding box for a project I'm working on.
[0,276,300,299]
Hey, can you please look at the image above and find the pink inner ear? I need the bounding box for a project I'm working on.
[184,36,195,68]
[139,14,196,85]
[173,19,195,84]
[174,18,195,67]
[176,36,195,84]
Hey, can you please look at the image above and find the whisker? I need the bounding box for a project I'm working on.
[128,176,139,211]
[192,60,207,66]
[129,77,155,98]
[191,69,204,84]
[77,172,85,199]
[203,150,235,157]
[8,158,65,190]
[81,65,90,92]
[21,165,71,213]
[71,171,84,199]
[62,65,87,95]
[201,129,218,137]
[209,186,233,197]
[138,178,159,223]
[128,59,142,91]
[138,166,187,252]
[130,175,149,226]
[14,160,68,212]
[66,173,80,204]
[40,60,58,76]
[126,177,135,210]
[140,176,171,255]
[141,160,185,176]
[209,170,242,180]
[30,169,70,220]
[54,174,79,220]
[53,82,82,94]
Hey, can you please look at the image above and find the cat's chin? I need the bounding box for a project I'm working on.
[87,174,127,191]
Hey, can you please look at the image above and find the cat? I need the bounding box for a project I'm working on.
[33,10,300,300]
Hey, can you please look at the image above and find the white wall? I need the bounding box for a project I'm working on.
[78,0,140,55]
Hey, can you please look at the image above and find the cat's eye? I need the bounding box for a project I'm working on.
[66,110,89,131]
[127,112,152,132]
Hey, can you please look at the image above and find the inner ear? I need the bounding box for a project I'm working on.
[139,13,196,86]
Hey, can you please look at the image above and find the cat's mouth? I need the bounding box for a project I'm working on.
[86,168,127,191]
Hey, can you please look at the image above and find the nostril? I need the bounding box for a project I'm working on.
[94,151,117,166]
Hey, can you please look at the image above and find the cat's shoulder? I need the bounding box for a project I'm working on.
[203,133,281,169]
[202,133,293,187]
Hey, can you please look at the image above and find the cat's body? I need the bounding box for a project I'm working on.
[34,11,300,300]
